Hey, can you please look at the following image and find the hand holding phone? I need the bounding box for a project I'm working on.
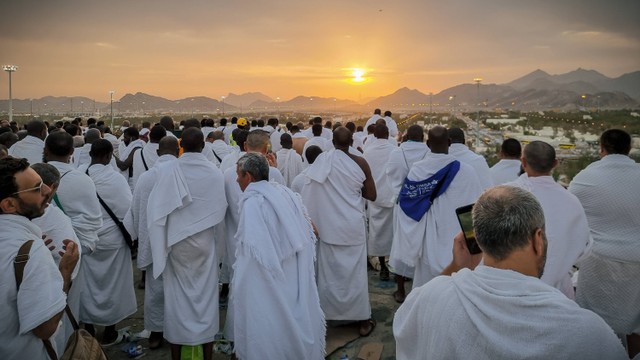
[455,204,482,255]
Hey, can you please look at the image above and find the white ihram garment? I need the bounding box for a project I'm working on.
[80,164,136,325]
[131,142,159,189]
[393,266,628,360]
[490,158,521,185]
[221,164,285,341]
[0,215,66,359]
[48,161,102,253]
[363,138,396,256]
[124,154,176,332]
[147,152,227,345]
[32,204,83,355]
[301,150,370,320]
[569,154,640,333]
[210,140,233,167]
[508,174,591,298]
[8,135,44,164]
[449,143,493,190]
[276,148,303,187]
[233,181,325,360]
[389,153,482,288]
[386,141,430,197]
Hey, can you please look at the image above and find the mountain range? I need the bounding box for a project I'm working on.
[2,68,638,115]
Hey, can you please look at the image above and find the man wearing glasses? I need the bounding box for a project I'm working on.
[0,157,79,359]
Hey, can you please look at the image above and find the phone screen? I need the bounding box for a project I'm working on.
[455,204,482,255]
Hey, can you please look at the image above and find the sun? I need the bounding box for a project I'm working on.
[351,68,366,83]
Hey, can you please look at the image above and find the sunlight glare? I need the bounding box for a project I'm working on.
[351,68,366,83]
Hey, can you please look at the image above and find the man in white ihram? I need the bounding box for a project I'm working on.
[232,153,325,359]
[507,141,591,298]
[448,127,493,190]
[362,123,396,280]
[8,119,47,164]
[276,133,303,187]
[490,138,522,185]
[301,126,377,337]
[221,130,285,341]
[570,129,640,358]
[390,126,482,294]
[393,185,628,360]
[147,128,227,360]
[0,156,79,359]
[80,139,137,344]
[124,136,180,350]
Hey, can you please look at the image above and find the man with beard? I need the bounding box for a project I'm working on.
[0,157,79,359]
[393,186,627,360]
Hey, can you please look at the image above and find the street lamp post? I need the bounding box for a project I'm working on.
[221,96,225,116]
[3,65,18,123]
[429,92,433,124]
[109,91,115,129]
[474,77,483,148]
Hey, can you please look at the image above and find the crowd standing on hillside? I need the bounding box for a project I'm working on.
[0,110,638,359]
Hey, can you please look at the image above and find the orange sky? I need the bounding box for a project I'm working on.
[1,0,638,102]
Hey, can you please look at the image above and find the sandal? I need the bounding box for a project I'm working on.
[359,318,376,337]
[393,290,406,304]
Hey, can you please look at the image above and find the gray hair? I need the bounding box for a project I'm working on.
[472,185,545,261]
[245,130,270,152]
[30,163,61,187]
[237,152,269,182]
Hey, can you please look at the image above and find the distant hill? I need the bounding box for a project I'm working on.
[224,92,274,108]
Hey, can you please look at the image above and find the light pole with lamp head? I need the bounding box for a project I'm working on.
[221,96,225,116]
[3,65,18,123]
[474,77,482,148]
[109,90,115,129]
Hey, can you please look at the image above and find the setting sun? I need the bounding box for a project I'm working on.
[351,68,366,83]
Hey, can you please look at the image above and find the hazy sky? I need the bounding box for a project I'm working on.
[1,0,638,102]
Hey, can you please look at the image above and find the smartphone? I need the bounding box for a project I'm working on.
[455,204,482,255]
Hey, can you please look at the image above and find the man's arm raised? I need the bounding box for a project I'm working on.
[441,232,483,276]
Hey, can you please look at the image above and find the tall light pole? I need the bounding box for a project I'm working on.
[429,92,433,124]
[474,78,482,148]
[221,96,225,116]
[3,65,18,123]
[109,90,115,129]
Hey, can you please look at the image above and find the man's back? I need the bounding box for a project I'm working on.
[490,158,521,185]
[509,174,590,297]
[570,154,640,336]
[569,154,640,259]
[8,135,44,165]
[449,143,493,189]
[394,266,627,360]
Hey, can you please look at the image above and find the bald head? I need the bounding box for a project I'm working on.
[181,127,204,153]
[449,127,465,144]
[84,128,102,145]
[280,133,293,149]
[523,141,556,175]
[332,126,352,150]
[427,126,450,154]
[158,136,179,157]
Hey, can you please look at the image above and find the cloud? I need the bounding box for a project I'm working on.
[95,42,117,49]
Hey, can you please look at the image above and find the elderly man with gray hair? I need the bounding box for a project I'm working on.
[393,185,627,360]
[231,153,325,360]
